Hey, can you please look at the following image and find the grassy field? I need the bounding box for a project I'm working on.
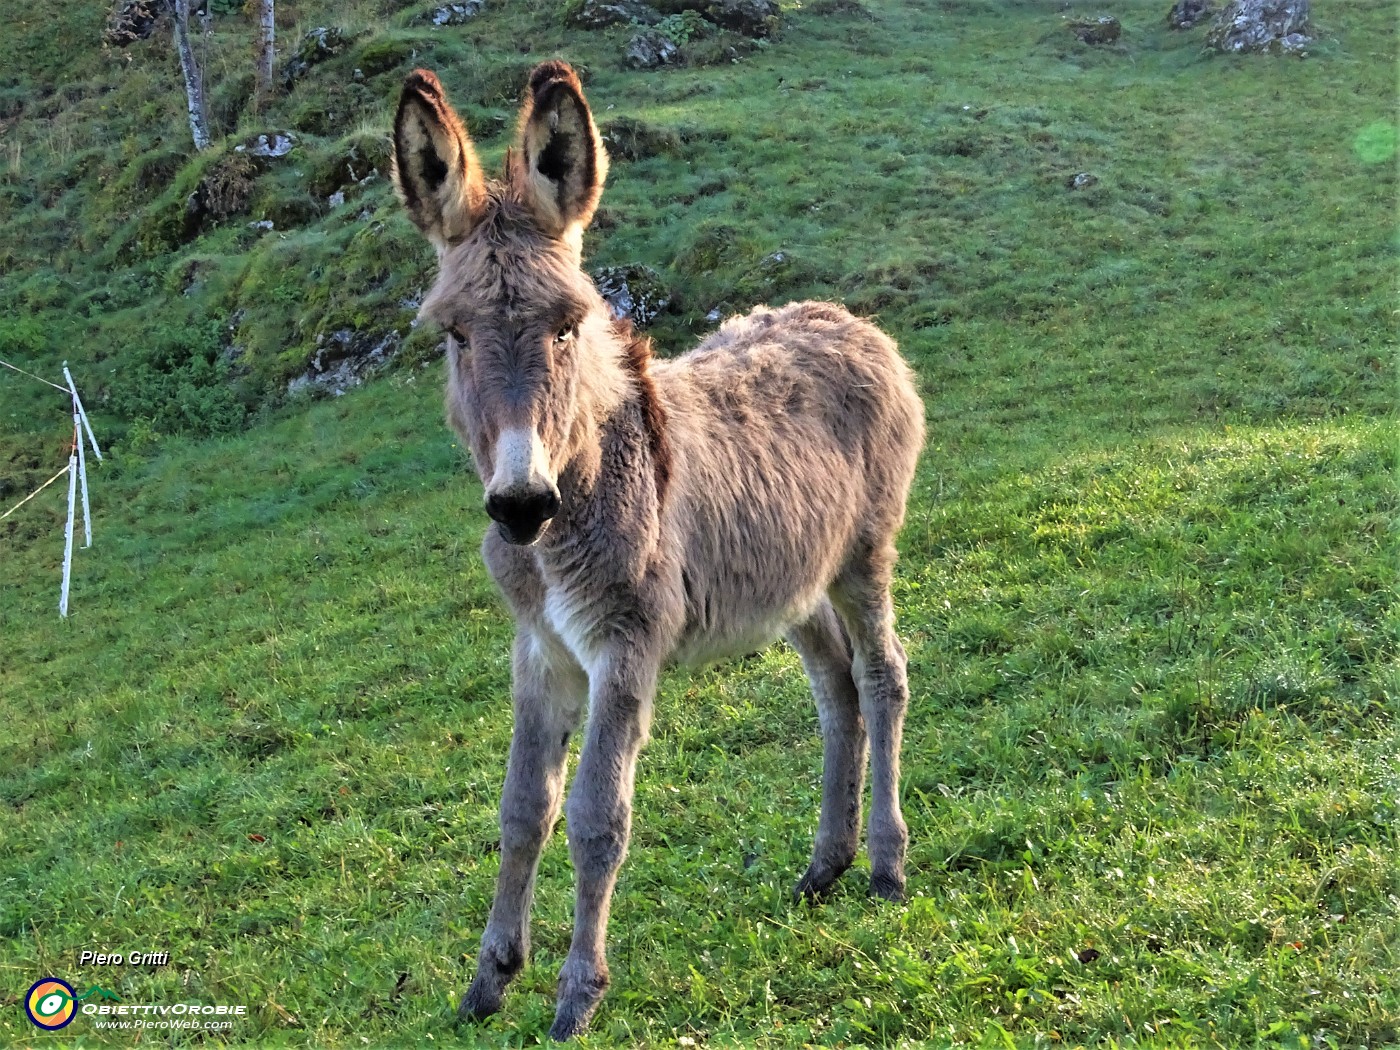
[1,0,1396,1046]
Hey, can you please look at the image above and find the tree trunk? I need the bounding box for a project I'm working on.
[174,0,211,150]
[1204,0,1311,52]
[254,0,275,109]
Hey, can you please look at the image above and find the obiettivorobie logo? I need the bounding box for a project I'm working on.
[24,978,121,1030]
[22,975,247,1032]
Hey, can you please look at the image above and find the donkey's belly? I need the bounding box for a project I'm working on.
[667,516,847,669]
[670,605,812,668]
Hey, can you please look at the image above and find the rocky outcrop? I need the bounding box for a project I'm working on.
[1205,0,1310,53]
[283,26,355,85]
[1068,15,1121,45]
[594,265,671,328]
[235,131,296,161]
[625,29,681,69]
[1167,0,1214,29]
[416,2,485,27]
[287,329,401,398]
[600,117,683,160]
[571,0,662,29]
[700,0,779,38]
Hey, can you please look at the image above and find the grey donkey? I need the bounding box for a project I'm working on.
[391,62,924,1040]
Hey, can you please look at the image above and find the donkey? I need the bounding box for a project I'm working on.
[391,62,924,1040]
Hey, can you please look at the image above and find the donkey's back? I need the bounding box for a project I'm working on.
[657,300,924,667]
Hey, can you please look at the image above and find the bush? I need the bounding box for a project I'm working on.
[106,318,250,437]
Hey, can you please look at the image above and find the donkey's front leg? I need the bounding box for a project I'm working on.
[549,655,658,1041]
[460,630,586,1022]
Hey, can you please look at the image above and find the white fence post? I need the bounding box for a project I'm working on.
[60,453,77,618]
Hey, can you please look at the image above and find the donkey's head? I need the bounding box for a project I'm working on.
[393,62,611,546]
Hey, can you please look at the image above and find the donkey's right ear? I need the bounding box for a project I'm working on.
[393,69,486,251]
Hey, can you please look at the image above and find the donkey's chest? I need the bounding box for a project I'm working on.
[530,548,662,673]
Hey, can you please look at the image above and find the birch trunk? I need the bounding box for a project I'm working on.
[174,0,211,150]
[254,0,275,109]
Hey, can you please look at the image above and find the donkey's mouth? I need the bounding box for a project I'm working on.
[497,520,549,546]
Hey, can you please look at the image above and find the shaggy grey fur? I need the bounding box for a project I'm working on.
[392,62,924,1040]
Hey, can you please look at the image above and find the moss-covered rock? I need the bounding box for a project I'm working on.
[593,265,672,327]
[625,29,681,69]
[355,37,415,77]
[570,0,662,29]
[600,117,683,161]
[306,133,391,199]
[1068,15,1121,45]
[284,26,357,85]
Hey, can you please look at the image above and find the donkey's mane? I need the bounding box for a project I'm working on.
[611,317,672,508]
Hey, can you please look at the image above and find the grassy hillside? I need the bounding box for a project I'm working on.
[2,0,1396,1046]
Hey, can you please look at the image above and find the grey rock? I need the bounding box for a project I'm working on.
[284,26,353,84]
[1068,15,1121,45]
[600,117,684,160]
[235,131,296,159]
[1067,172,1098,190]
[288,329,401,398]
[594,265,671,328]
[1167,0,1214,30]
[702,0,780,38]
[1204,0,1310,53]
[625,29,681,69]
[572,0,662,29]
[427,1,484,26]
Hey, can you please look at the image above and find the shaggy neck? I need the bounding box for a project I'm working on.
[549,311,671,541]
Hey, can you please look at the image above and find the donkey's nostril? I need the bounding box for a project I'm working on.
[485,487,561,541]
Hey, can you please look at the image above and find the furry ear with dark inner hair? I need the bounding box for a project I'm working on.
[515,60,609,248]
[392,68,486,251]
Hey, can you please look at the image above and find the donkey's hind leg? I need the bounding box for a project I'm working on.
[833,544,911,901]
[786,599,868,900]
[460,628,586,1022]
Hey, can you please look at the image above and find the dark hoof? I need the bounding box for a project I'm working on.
[868,871,906,902]
[548,1008,591,1042]
[794,853,856,902]
[457,981,502,1023]
[550,968,608,1041]
[795,867,838,902]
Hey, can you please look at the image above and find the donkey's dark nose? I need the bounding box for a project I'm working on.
[485,487,561,544]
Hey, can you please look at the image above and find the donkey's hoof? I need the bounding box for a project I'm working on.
[868,871,906,902]
[548,1007,591,1042]
[794,865,841,902]
[457,981,503,1023]
[550,964,608,1041]
[549,994,605,1042]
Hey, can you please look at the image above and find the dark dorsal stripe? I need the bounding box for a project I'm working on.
[613,319,673,510]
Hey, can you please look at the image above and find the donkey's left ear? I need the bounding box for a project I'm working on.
[515,61,609,248]
[393,69,486,252]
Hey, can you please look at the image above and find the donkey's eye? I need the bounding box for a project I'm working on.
[448,325,469,345]
[554,324,577,345]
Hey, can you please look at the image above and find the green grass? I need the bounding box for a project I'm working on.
[1,0,1397,1046]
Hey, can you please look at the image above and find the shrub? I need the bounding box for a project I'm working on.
[106,318,250,437]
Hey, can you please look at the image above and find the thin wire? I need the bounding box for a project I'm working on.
[0,358,69,392]
[0,465,71,521]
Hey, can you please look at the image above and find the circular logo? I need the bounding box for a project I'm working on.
[25,978,77,1030]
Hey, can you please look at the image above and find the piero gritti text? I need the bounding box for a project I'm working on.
[79,950,171,967]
